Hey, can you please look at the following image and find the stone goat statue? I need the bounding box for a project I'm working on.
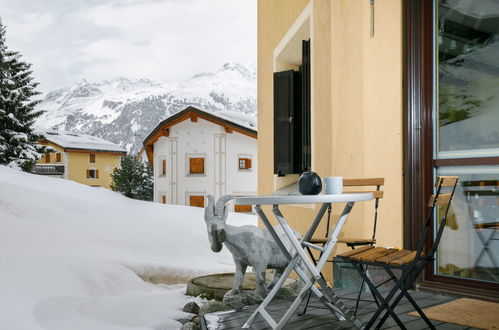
[204,195,300,300]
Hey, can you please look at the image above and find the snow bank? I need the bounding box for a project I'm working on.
[0,166,256,329]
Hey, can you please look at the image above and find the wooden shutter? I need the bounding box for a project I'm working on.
[239,158,252,169]
[45,153,51,163]
[273,70,301,175]
[162,159,166,176]
[301,39,311,171]
[189,158,204,174]
[162,195,166,204]
[96,170,99,179]
[90,154,96,163]
[86,169,90,178]
[235,204,252,212]
[189,195,205,208]
[56,153,61,162]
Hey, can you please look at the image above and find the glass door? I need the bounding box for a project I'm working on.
[435,0,499,284]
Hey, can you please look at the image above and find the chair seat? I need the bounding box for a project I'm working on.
[473,222,499,229]
[337,245,417,266]
[309,237,376,245]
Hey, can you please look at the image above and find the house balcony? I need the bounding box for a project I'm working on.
[34,164,65,177]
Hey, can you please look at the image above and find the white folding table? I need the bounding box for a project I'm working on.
[234,193,373,330]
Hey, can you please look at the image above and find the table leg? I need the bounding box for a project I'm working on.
[245,203,363,330]
[273,202,363,329]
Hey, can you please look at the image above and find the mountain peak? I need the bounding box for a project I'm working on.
[218,62,254,79]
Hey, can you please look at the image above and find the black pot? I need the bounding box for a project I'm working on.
[298,171,322,195]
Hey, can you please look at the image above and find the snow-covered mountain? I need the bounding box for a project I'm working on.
[35,63,257,154]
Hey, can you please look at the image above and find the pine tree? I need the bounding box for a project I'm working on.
[0,19,45,171]
[110,155,153,201]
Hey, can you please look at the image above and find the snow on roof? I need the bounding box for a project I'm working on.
[40,130,126,153]
[215,110,257,131]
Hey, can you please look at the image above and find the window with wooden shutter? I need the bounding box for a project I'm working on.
[87,169,97,179]
[235,204,252,212]
[162,195,167,204]
[239,158,251,170]
[162,159,167,176]
[45,153,51,163]
[273,39,311,175]
[189,195,205,208]
[56,153,61,162]
[90,154,96,163]
[189,158,204,174]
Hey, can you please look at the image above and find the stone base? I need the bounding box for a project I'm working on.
[187,272,300,302]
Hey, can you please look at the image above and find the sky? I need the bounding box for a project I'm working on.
[0,0,256,93]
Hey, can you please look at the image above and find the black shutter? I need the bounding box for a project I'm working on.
[274,70,297,175]
[301,39,311,172]
[273,39,311,176]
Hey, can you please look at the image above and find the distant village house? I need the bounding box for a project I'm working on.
[36,131,127,189]
[143,106,257,210]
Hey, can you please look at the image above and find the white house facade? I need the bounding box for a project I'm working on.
[143,107,257,211]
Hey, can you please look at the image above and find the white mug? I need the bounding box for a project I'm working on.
[324,177,343,195]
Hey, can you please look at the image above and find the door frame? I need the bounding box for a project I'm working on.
[403,0,499,300]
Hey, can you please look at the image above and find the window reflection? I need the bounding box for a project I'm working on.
[436,166,499,283]
[438,0,499,154]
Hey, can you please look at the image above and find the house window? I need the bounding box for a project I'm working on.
[189,195,204,208]
[89,154,96,163]
[162,195,167,204]
[45,153,51,163]
[55,153,61,162]
[235,204,252,212]
[273,39,311,175]
[86,169,99,179]
[239,158,252,170]
[161,159,167,176]
[189,157,205,174]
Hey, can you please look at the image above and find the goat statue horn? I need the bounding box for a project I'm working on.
[215,195,235,216]
[205,195,215,219]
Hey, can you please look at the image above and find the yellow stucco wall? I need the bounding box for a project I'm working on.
[66,151,122,189]
[38,142,65,164]
[258,0,403,282]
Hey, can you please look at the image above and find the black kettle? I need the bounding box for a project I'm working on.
[298,171,322,195]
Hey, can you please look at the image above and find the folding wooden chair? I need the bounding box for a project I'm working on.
[302,178,385,315]
[335,176,459,329]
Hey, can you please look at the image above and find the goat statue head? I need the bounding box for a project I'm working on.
[204,195,234,253]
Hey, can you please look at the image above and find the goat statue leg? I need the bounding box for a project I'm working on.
[253,264,268,301]
[227,259,247,296]
[267,267,284,290]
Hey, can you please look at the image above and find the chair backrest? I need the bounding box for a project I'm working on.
[343,178,385,240]
[415,176,459,259]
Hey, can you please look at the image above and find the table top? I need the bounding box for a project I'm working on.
[234,193,373,205]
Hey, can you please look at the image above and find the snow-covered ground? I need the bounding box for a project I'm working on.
[0,166,256,330]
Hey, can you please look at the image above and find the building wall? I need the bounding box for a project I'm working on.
[258,0,403,281]
[153,118,257,208]
[38,142,65,165]
[66,151,122,189]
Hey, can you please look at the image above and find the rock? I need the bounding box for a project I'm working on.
[182,301,200,314]
[180,322,198,330]
[223,292,259,310]
[198,301,231,315]
[192,316,199,324]
[176,317,192,325]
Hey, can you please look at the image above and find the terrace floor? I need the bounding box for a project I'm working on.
[200,289,479,330]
